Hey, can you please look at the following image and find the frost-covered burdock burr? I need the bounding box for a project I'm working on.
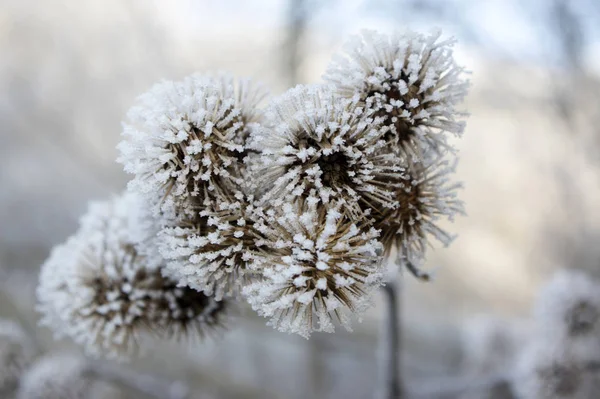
[37,194,230,360]
[534,270,600,357]
[159,191,258,300]
[374,154,463,273]
[324,30,469,160]
[117,73,266,216]
[512,344,598,399]
[249,84,401,210]
[243,197,384,338]
[0,319,36,396]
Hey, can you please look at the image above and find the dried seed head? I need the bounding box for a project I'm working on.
[243,197,384,338]
[373,155,463,271]
[37,194,231,360]
[534,270,600,357]
[0,319,36,396]
[158,191,258,300]
[249,84,400,211]
[324,30,469,160]
[512,344,595,399]
[117,73,266,217]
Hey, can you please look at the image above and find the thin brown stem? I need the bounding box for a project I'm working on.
[379,267,404,399]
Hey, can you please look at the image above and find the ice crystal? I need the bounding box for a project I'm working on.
[324,30,469,159]
[117,73,266,216]
[249,84,401,211]
[243,197,384,338]
[159,191,257,300]
[37,194,230,360]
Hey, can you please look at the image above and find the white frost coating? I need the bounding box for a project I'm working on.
[117,72,266,216]
[323,29,469,160]
[375,154,464,267]
[124,189,173,270]
[36,194,230,360]
[0,319,37,394]
[533,270,600,358]
[248,84,402,211]
[243,197,384,338]
[158,193,257,301]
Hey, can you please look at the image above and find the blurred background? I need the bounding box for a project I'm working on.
[1,0,600,398]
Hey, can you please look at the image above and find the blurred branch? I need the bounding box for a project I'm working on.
[283,0,308,86]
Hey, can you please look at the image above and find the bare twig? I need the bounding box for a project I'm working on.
[283,0,308,86]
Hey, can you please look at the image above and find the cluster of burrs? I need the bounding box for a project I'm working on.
[37,29,469,355]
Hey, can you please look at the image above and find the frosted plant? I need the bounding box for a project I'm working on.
[117,73,266,216]
[159,191,258,300]
[458,317,529,399]
[374,154,464,273]
[460,316,528,375]
[37,194,231,359]
[17,353,111,399]
[243,197,384,338]
[512,344,599,399]
[249,84,401,210]
[324,29,469,160]
[0,319,36,396]
[534,270,600,357]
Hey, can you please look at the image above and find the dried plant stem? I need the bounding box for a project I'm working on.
[84,360,189,399]
[379,269,404,399]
